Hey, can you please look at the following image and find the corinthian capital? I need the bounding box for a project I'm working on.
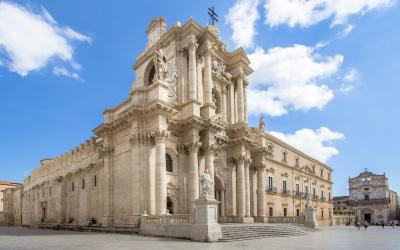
[186,37,198,51]
[185,141,202,153]
[153,130,169,143]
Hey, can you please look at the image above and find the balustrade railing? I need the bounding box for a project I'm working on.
[142,214,193,225]
[268,216,304,224]
[267,187,277,193]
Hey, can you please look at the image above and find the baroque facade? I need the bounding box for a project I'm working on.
[0,181,21,225]
[5,18,333,228]
[334,170,398,224]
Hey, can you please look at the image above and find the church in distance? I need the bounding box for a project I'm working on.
[3,17,334,229]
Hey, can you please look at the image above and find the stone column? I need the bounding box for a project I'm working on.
[222,88,227,122]
[155,130,168,215]
[243,82,248,123]
[220,189,225,217]
[229,84,235,123]
[250,168,258,217]
[244,160,251,217]
[101,140,114,227]
[236,71,245,123]
[236,157,245,218]
[203,41,213,104]
[228,161,237,216]
[187,38,198,100]
[188,141,201,213]
[257,165,266,220]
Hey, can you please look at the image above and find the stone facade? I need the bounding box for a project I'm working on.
[0,181,21,226]
[5,18,334,229]
[335,170,398,224]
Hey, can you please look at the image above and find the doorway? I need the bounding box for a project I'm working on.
[364,213,371,223]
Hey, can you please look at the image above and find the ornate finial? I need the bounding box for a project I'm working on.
[259,115,266,131]
[208,6,218,25]
[364,168,368,172]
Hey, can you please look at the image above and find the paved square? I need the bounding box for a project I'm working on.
[0,226,399,250]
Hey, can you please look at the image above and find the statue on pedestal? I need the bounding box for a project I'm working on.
[259,115,266,131]
[200,169,214,197]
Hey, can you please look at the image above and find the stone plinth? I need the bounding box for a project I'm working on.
[304,203,318,229]
[191,196,222,242]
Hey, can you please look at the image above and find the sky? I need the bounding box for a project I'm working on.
[0,0,399,196]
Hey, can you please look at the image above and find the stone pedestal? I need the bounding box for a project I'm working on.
[191,196,222,242]
[304,205,318,229]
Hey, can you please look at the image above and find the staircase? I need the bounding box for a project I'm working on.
[220,223,318,241]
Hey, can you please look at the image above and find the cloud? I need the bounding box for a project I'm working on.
[0,2,91,77]
[270,127,345,163]
[226,0,260,48]
[339,24,355,37]
[247,44,343,116]
[264,0,394,28]
[339,68,359,93]
[53,67,79,79]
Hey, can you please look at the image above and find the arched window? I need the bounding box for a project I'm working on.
[166,154,173,172]
[148,66,155,85]
[167,197,174,214]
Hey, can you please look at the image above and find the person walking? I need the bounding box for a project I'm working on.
[381,221,385,228]
[363,220,368,229]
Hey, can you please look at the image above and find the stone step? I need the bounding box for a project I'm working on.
[220,224,315,241]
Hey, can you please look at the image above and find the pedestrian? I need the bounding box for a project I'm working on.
[356,222,361,230]
[381,221,385,228]
[363,220,368,229]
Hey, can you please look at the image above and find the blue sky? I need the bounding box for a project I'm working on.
[0,0,399,196]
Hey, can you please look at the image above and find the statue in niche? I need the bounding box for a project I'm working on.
[259,115,266,131]
[212,93,217,107]
[153,48,168,81]
[200,169,214,197]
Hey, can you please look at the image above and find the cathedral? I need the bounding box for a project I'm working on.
[4,18,334,229]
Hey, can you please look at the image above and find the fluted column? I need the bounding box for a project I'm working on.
[236,157,245,217]
[236,71,245,123]
[155,130,168,215]
[257,164,266,219]
[220,189,225,217]
[243,82,248,123]
[187,141,201,213]
[204,41,213,104]
[222,88,227,122]
[229,83,235,123]
[187,38,198,100]
[250,168,258,217]
[244,160,251,217]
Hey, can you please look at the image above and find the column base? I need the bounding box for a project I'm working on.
[254,216,268,223]
[234,216,254,223]
[101,216,114,227]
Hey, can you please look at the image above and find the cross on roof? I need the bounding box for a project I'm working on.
[208,6,218,25]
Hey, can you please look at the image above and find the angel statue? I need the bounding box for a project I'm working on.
[200,169,214,197]
[153,48,168,81]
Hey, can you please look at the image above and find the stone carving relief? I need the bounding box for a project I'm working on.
[152,47,178,102]
[211,60,232,82]
[153,48,168,81]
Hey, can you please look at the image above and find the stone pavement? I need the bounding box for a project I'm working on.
[0,226,399,250]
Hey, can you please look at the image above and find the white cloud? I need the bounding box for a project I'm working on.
[0,2,91,77]
[339,68,359,93]
[226,0,260,48]
[264,0,394,28]
[339,24,355,37]
[248,44,343,116]
[53,67,79,79]
[270,127,345,163]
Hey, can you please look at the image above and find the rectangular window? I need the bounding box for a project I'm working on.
[94,175,97,187]
[82,179,85,190]
[284,208,287,217]
[313,188,316,198]
[268,177,273,190]
[72,182,75,192]
[365,194,369,200]
[296,209,300,217]
[283,181,287,192]
[321,190,324,199]
[321,209,324,219]
[269,207,273,217]
[296,184,299,194]
[305,186,308,195]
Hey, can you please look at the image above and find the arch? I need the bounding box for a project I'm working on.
[144,60,155,86]
[167,196,174,214]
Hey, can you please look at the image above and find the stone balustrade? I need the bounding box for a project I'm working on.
[142,214,193,226]
[268,216,305,224]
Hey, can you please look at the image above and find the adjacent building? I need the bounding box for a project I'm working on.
[4,17,334,229]
[0,181,21,225]
[334,169,398,224]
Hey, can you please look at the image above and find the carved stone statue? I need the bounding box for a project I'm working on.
[259,115,265,131]
[153,48,168,81]
[200,169,214,197]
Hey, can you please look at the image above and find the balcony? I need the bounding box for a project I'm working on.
[312,195,319,200]
[267,187,277,194]
[320,197,326,202]
[349,198,390,206]
[282,189,291,196]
